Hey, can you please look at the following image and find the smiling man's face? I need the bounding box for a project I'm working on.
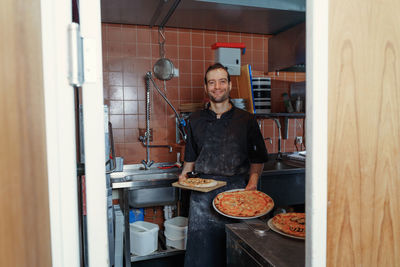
[204,68,232,103]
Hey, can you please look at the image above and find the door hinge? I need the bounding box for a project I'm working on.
[67,22,84,87]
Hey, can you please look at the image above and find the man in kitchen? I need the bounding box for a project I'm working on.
[179,63,268,267]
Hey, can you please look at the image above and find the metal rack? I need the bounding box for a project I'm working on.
[255,112,305,118]
[255,113,305,140]
[131,246,184,263]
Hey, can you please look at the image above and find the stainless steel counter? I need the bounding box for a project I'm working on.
[262,154,305,175]
[110,163,181,266]
[260,156,305,207]
[110,157,304,189]
[110,160,305,266]
[226,221,305,267]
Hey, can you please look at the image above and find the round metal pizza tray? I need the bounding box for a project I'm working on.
[267,218,305,240]
[212,189,274,220]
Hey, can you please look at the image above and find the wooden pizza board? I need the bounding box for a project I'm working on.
[235,64,254,113]
[172,180,227,192]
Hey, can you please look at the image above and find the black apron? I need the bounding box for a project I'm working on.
[184,174,247,267]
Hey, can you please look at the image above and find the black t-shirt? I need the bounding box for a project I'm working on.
[184,104,268,176]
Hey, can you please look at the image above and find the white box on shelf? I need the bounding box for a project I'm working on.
[130,221,159,256]
[164,216,188,239]
[164,232,187,250]
[215,47,241,76]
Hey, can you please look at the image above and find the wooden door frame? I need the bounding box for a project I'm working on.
[78,0,110,266]
[39,0,329,266]
[306,0,329,266]
[41,0,109,266]
[40,0,81,265]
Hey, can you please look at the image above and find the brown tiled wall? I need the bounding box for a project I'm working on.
[102,23,305,164]
[144,206,165,231]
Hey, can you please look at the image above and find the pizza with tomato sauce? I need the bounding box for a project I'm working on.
[271,212,305,238]
[179,178,218,188]
[213,190,274,218]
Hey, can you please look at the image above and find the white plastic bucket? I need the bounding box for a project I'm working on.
[164,216,188,239]
[130,221,159,256]
[164,231,187,250]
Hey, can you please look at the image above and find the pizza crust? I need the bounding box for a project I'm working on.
[271,213,305,238]
[179,178,218,188]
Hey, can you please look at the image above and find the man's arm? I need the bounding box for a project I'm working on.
[245,163,264,190]
[178,162,195,182]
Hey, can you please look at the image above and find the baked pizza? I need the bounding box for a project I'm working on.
[271,212,305,238]
[213,190,274,217]
[179,178,218,188]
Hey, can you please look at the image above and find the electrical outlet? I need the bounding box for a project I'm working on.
[173,67,179,77]
[295,136,303,145]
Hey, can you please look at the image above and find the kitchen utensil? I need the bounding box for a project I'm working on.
[172,180,227,193]
[186,171,198,178]
[231,98,248,110]
[157,164,181,169]
[243,219,270,235]
[153,57,175,81]
[153,27,175,81]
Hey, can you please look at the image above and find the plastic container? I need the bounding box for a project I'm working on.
[164,216,188,239]
[163,205,176,221]
[282,92,294,113]
[129,208,144,223]
[164,231,187,250]
[130,221,159,256]
[295,96,303,112]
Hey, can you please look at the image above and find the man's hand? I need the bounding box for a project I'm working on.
[178,172,188,183]
[245,163,264,190]
[245,175,258,190]
[179,162,195,183]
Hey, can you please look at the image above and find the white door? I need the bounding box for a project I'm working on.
[305,0,329,266]
[41,0,109,266]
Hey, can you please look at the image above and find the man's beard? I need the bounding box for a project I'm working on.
[208,91,230,103]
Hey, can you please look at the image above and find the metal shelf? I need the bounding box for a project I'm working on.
[131,247,185,262]
[180,111,305,139]
[255,113,305,140]
[255,112,305,118]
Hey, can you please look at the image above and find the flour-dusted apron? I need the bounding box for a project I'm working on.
[184,174,247,267]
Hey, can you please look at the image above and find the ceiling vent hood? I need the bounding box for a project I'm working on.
[268,22,305,72]
[101,0,305,35]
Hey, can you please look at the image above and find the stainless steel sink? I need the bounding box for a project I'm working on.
[125,172,178,181]
[263,158,305,172]
[110,163,180,208]
[127,172,179,208]
[128,186,178,208]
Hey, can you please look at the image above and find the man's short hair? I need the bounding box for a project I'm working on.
[204,63,231,84]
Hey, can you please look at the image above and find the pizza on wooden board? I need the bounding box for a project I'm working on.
[179,178,218,188]
[271,213,305,238]
[213,190,274,217]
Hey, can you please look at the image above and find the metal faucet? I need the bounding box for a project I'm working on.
[139,136,173,170]
[273,118,283,161]
[140,72,178,170]
[146,72,187,141]
[264,137,272,144]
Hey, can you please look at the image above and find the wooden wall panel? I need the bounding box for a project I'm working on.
[328,0,400,266]
[0,0,52,266]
